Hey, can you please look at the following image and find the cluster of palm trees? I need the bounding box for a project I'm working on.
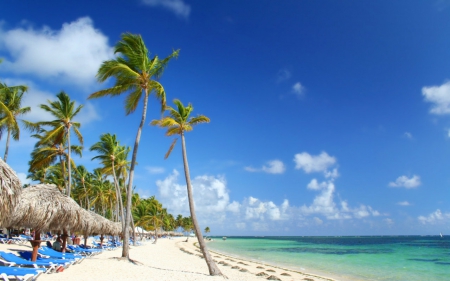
[0,33,222,276]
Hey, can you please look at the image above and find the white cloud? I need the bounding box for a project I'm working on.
[146,166,165,174]
[418,209,450,224]
[301,179,380,220]
[245,160,286,174]
[156,170,235,223]
[422,81,450,115]
[262,160,286,174]
[397,201,411,206]
[384,218,394,226]
[0,17,113,86]
[389,175,421,189]
[141,0,191,18]
[243,197,290,221]
[294,151,337,174]
[292,82,305,97]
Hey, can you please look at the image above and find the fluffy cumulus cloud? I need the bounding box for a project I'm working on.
[245,159,286,174]
[389,175,421,189]
[418,209,450,224]
[422,81,450,115]
[156,170,239,222]
[294,151,337,174]
[141,0,191,18]
[300,178,380,220]
[243,197,290,221]
[0,17,113,86]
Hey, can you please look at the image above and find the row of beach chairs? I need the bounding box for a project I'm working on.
[0,237,121,280]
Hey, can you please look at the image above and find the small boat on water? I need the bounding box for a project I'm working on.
[222,237,227,240]
[440,232,443,238]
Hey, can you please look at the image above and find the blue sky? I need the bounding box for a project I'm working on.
[1,0,450,236]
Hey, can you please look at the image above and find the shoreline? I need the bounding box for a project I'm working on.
[200,242,339,281]
[0,237,349,281]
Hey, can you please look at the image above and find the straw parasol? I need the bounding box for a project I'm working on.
[8,184,87,232]
[0,158,22,226]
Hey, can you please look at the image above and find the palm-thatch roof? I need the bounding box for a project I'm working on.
[0,158,22,226]
[6,183,125,236]
[7,184,88,232]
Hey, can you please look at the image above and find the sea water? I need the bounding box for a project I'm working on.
[207,236,450,281]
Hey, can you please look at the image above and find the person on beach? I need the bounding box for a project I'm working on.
[52,235,62,251]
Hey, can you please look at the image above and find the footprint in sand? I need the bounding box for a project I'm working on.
[266,276,281,281]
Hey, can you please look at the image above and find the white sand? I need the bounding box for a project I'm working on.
[0,238,339,281]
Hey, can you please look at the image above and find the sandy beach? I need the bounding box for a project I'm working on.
[0,237,338,281]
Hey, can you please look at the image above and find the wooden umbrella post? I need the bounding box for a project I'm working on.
[61,231,68,253]
[30,229,41,262]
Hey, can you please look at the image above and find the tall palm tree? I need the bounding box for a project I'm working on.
[204,226,210,238]
[35,91,83,196]
[90,133,125,227]
[88,33,179,259]
[151,99,221,276]
[0,82,30,162]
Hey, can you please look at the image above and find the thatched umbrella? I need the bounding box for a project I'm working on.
[8,184,88,260]
[0,158,22,226]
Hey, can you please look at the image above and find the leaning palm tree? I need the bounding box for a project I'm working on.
[88,33,179,259]
[151,99,221,276]
[0,82,30,161]
[34,91,83,196]
[90,133,126,227]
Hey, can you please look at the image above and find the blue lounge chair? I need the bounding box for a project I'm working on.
[17,252,75,267]
[66,245,101,256]
[0,252,65,274]
[0,266,44,281]
[38,247,83,264]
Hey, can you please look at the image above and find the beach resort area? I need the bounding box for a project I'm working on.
[0,236,337,281]
[1,1,450,281]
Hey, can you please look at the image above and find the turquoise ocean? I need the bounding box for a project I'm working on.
[207,236,450,281]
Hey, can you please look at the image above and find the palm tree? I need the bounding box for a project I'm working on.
[73,165,91,209]
[35,91,83,196]
[29,129,82,190]
[90,133,125,227]
[0,82,30,162]
[204,226,210,238]
[88,33,179,259]
[151,99,221,276]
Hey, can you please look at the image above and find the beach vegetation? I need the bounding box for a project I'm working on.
[89,32,179,259]
[32,91,84,197]
[151,99,222,276]
[0,82,32,162]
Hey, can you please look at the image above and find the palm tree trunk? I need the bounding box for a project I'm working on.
[180,133,222,276]
[67,128,72,197]
[3,128,11,162]
[59,154,67,193]
[131,218,137,246]
[111,161,125,229]
[82,181,90,210]
[122,91,150,258]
